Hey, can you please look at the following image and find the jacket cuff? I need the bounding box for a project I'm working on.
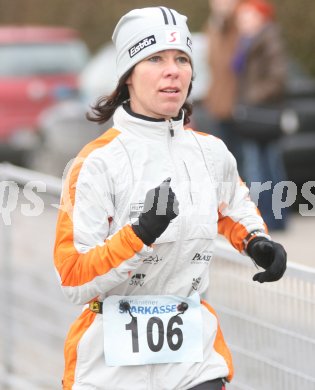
[243,230,271,253]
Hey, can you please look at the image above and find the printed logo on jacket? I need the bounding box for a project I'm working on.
[192,277,201,291]
[129,273,146,287]
[129,202,144,220]
[143,254,163,265]
[191,251,212,264]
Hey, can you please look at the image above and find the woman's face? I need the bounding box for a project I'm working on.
[210,0,239,17]
[126,49,192,120]
[236,4,265,36]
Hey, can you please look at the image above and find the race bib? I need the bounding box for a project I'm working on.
[102,293,203,366]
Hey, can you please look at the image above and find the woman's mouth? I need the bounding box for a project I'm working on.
[160,88,180,94]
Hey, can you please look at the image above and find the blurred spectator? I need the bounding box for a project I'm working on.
[203,0,244,168]
[32,91,102,177]
[233,0,288,230]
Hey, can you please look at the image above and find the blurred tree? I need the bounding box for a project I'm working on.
[0,0,314,76]
[273,0,315,75]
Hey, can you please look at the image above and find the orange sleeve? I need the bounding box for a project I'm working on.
[53,129,148,298]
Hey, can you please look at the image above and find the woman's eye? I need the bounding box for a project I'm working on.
[148,56,161,62]
[177,56,190,64]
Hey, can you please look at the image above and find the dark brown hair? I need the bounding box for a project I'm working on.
[86,67,193,125]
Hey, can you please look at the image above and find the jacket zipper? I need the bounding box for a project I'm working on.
[163,118,186,287]
[149,119,186,390]
[168,119,174,137]
[148,121,176,390]
[183,160,193,205]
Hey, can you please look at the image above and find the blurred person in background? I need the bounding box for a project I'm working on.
[32,88,103,177]
[54,6,286,390]
[203,0,244,173]
[233,0,288,230]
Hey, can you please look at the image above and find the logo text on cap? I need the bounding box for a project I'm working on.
[186,37,192,51]
[165,30,181,44]
[129,35,156,58]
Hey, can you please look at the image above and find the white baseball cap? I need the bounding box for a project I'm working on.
[112,6,193,79]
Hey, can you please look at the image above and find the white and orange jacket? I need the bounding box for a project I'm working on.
[54,105,267,390]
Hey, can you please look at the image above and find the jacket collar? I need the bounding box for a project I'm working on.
[113,104,185,139]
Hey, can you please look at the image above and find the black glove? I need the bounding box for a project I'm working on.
[247,237,287,283]
[131,178,179,246]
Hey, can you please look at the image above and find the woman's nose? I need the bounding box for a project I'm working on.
[163,59,180,78]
